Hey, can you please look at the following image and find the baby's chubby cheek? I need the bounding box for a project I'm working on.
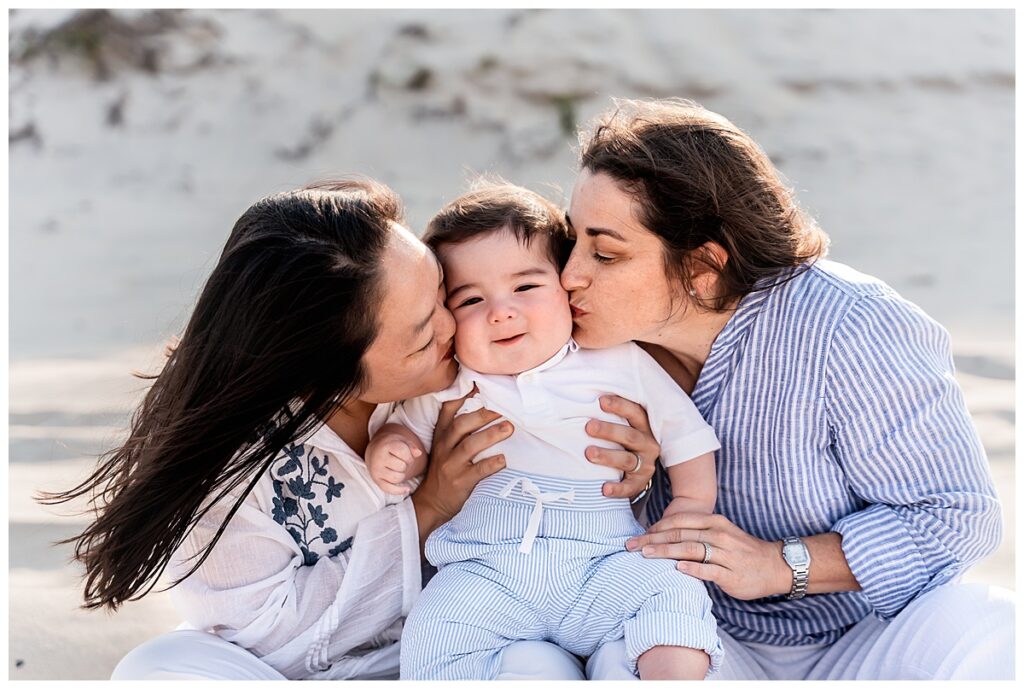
[452,323,487,371]
[553,303,574,342]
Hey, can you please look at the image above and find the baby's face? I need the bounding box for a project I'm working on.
[440,229,573,375]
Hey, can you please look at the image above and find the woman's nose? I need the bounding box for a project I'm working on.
[437,304,456,342]
[560,247,588,291]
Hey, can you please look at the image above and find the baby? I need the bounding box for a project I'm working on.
[366,183,723,680]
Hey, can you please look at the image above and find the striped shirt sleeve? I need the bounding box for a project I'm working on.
[824,293,1002,620]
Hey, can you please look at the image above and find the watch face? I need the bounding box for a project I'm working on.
[783,541,810,567]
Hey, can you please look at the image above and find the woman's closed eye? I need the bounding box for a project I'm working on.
[593,252,615,263]
[415,334,435,354]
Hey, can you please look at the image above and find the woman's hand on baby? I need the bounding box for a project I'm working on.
[367,435,423,496]
[625,511,789,601]
[412,385,512,535]
[585,394,659,499]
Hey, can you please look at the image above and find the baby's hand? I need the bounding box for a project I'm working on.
[367,435,424,496]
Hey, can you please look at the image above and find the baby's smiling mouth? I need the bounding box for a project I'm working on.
[493,333,525,346]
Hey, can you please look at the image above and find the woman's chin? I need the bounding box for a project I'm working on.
[434,358,459,390]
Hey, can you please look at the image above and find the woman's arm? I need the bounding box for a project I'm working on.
[821,294,1001,616]
[629,294,1001,611]
[626,513,861,600]
[410,386,512,555]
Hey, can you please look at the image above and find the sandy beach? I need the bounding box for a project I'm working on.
[9,9,1014,680]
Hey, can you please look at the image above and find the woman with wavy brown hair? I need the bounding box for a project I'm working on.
[563,99,1014,680]
[43,178,657,680]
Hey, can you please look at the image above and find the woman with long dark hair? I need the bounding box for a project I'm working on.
[44,178,658,680]
[561,98,1014,680]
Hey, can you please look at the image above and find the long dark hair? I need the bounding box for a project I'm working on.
[579,98,829,310]
[39,178,401,610]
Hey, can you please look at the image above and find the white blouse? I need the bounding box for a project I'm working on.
[166,402,422,679]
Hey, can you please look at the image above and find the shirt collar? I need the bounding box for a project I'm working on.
[515,337,578,378]
[690,267,799,414]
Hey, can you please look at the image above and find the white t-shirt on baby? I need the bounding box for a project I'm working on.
[389,339,720,481]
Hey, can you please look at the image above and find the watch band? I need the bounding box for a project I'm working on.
[788,569,809,600]
[630,478,653,505]
[783,536,809,600]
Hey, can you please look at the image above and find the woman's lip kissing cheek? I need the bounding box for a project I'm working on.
[570,304,587,318]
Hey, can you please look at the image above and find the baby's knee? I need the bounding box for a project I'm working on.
[496,640,585,680]
[637,645,710,681]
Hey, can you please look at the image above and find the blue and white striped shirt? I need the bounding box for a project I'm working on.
[646,260,1002,647]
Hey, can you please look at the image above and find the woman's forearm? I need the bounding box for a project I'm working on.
[410,491,445,557]
[765,532,861,597]
[806,532,861,594]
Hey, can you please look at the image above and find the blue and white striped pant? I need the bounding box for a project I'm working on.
[400,469,723,680]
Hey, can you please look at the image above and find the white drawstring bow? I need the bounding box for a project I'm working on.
[499,477,575,555]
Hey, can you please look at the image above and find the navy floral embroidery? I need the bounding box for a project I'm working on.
[325,476,344,503]
[271,442,354,565]
[329,536,353,557]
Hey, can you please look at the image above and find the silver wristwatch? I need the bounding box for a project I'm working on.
[781,536,811,600]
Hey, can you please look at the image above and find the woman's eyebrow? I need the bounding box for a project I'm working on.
[586,227,626,241]
[564,213,625,241]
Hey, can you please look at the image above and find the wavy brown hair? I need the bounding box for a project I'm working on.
[579,98,829,311]
[39,178,402,610]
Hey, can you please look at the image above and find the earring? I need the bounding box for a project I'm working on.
[689,288,697,297]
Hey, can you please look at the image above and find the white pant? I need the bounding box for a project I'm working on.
[111,631,597,681]
[113,584,1014,680]
[588,583,1017,681]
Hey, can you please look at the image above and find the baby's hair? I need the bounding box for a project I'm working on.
[423,177,571,268]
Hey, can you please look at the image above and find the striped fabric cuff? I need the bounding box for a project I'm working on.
[623,610,724,678]
[832,503,931,620]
